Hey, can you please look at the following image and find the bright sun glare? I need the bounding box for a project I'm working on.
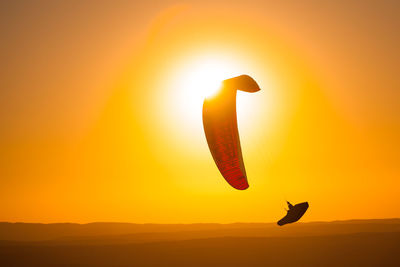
[162,53,269,148]
[180,60,229,98]
[173,55,245,126]
[178,57,244,100]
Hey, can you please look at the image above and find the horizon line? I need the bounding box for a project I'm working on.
[1,217,399,225]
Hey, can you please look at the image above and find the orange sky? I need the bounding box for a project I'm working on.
[0,0,399,223]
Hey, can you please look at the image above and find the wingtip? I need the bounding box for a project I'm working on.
[232,182,249,190]
[223,75,260,93]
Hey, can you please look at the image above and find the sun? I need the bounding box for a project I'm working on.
[178,57,241,99]
[157,51,271,153]
[172,55,245,126]
[176,55,246,103]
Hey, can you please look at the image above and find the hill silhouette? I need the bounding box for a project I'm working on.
[0,219,399,266]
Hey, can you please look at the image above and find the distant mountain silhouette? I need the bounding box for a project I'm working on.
[1,219,399,242]
[0,219,399,266]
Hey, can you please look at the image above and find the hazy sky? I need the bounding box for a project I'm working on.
[0,0,399,223]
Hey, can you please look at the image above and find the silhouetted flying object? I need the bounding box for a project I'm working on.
[202,75,260,190]
[277,201,309,226]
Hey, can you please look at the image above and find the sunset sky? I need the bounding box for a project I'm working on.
[0,0,399,223]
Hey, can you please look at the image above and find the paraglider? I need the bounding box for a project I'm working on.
[202,75,260,190]
[277,201,309,226]
[201,73,308,223]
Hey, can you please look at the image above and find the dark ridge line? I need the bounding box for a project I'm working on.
[0,218,399,226]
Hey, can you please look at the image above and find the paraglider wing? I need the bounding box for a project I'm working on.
[202,75,260,190]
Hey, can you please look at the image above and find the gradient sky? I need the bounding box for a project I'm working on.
[0,0,399,223]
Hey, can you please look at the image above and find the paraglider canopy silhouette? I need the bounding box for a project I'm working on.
[277,201,309,226]
[202,75,260,190]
